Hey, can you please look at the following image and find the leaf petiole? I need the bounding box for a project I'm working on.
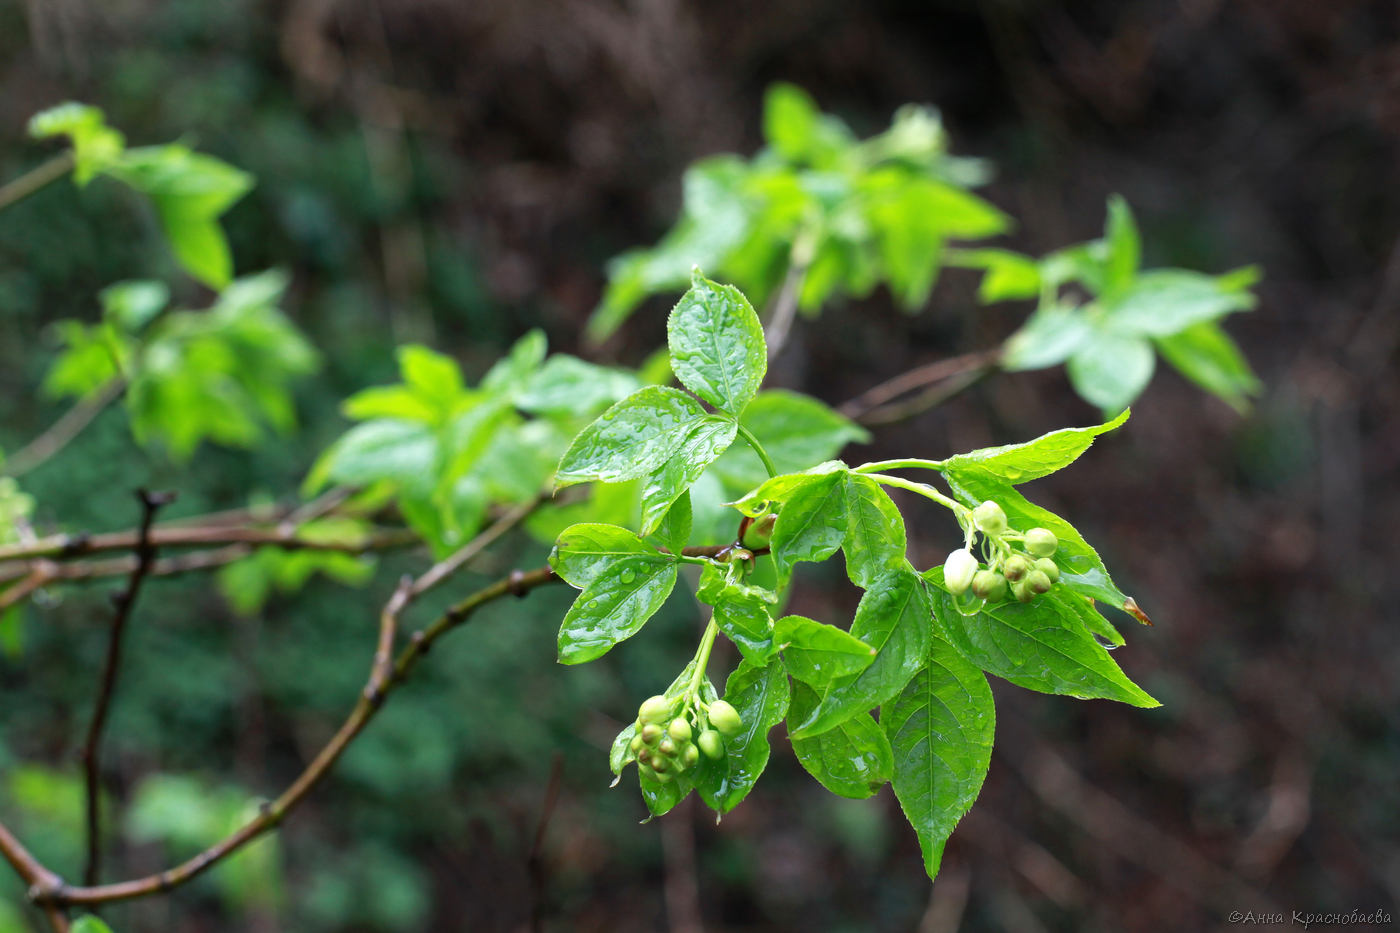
[862,472,965,515]
[736,423,779,479]
[853,458,945,473]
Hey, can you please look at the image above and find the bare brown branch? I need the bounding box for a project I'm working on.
[81,489,175,887]
[9,542,732,911]
[838,348,1000,424]
[2,380,127,479]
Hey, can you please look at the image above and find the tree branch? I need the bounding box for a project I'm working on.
[80,490,175,887]
[0,545,253,590]
[2,379,126,479]
[0,522,417,566]
[763,233,816,363]
[14,545,731,910]
[410,496,542,599]
[0,152,74,214]
[838,348,1000,424]
[852,365,995,427]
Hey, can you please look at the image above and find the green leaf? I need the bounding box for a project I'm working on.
[1103,195,1140,299]
[586,156,758,344]
[862,171,1009,310]
[726,461,846,518]
[1155,320,1261,413]
[946,248,1040,303]
[28,102,124,184]
[610,722,638,778]
[555,386,709,487]
[1067,328,1155,415]
[763,83,854,168]
[0,605,23,658]
[157,207,234,289]
[938,469,1129,608]
[840,474,908,588]
[43,320,131,399]
[398,344,465,414]
[789,680,893,799]
[100,280,169,332]
[667,271,767,415]
[1057,588,1126,648]
[341,386,440,425]
[698,564,777,663]
[1001,306,1095,371]
[758,467,905,590]
[768,469,848,587]
[305,419,438,494]
[71,917,116,933]
[883,635,995,880]
[107,145,255,288]
[482,329,547,394]
[1104,267,1259,339]
[927,568,1158,707]
[549,524,679,664]
[789,568,932,737]
[637,415,738,535]
[940,410,1129,485]
[647,491,692,556]
[775,614,876,687]
[694,656,790,814]
[516,355,639,418]
[711,390,869,494]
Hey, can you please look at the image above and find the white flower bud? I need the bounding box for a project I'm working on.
[943,548,979,594]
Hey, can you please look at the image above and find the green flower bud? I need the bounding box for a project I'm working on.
[658,737,677,756]
[652,769,675,784]
[973,500,1007,536]
[942,547,979,595]
[629,734,645,754]
[1011,578,1035,603]
[708,700,743,737]
[640,723,663,745]
[683,743,700,768]
[650,755,670,773]
[1025,527,1058,557]
[971,569,1008,601]
[743,513,777,548]
[1026,569,1053,594]
[667,718,692,742]
[1003,554,1031,582]
[698,729,724,759]
[1033,557,1060,582]
[638,695,671,724]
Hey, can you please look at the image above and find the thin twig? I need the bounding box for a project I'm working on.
[838,348,1001,422]
[853,366,995,427]
[0,822,69,932]
[80,490,175,887]
[763,235,816,363]
[0,545,252,589]
[2,380,126,478]
[15,544,731,910]
[0,523,416,565]
[0,568,51,610]
[410,496,542,598]
[0,152,74,214]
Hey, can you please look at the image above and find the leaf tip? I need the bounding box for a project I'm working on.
[1122,596,1152,626]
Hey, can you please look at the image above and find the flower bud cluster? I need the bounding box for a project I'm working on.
[942,500,1062,606]
[629,695,742,783]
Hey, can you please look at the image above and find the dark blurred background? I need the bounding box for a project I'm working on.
[1,1,1397,931]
